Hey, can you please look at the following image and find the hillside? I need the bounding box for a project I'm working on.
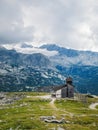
[0,44,98,95]
[40,44,98,66]
[0,92,98,130]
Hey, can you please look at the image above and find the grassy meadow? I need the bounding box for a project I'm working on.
[0,92,98,130]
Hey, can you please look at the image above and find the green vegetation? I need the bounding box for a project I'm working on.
[0,92,98,130]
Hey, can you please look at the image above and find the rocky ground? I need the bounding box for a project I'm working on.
[0,92,25,106]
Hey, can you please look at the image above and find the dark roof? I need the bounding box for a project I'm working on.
[53,84,67,91]
[53,84,74,91]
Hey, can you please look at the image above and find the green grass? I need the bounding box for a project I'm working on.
[0,92,98,130]
[55,99,98,115]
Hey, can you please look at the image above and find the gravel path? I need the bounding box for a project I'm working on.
[35,95,57,109]
[89,103,98,110]
[49,98,56,109]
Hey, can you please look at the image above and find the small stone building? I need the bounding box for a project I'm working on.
[53,77,74,98]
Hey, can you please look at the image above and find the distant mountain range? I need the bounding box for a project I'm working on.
[0,44,98,95]
[40,44,98,66]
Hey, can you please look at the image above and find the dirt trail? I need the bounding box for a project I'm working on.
[36,95,57,109]
[27,95,57,109]
[89,103,98,110]
[49,98,57,109]
[27,95,51,99]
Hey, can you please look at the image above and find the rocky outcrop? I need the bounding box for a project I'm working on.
[0,92,25,105]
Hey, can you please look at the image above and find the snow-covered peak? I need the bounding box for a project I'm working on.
[2,43,58,57]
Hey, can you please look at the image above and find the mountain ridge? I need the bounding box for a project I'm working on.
[40,44,98,67]
[0,44,98,95]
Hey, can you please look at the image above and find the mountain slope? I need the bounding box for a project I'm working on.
[40,44,98,66]
[40,44,98,95]
[40,44,79,57]
[0,44,98,95]
[56,65,98,95]
[0,47,64,92]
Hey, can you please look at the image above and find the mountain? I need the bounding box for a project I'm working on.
[56,65,98,95]
[0,47,65,92]
[0,47,50,67]
[40,44,98,66]
[40,44,79,57]
[40,44,98,95]
[20,43,33,48]
[0,44,98,95]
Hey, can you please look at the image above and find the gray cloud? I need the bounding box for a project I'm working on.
[0,0,34,44]
[0,0,98,51]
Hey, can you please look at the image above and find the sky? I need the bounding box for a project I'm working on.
[0,0,98,52]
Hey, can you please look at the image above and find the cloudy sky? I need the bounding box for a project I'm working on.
[0,0,98,52]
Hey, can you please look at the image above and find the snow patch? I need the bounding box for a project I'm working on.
[3,43,58,57]
[41,73,49,78]
[0,69,8,74]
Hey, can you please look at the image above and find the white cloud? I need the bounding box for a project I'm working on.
[0,0,98,52]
